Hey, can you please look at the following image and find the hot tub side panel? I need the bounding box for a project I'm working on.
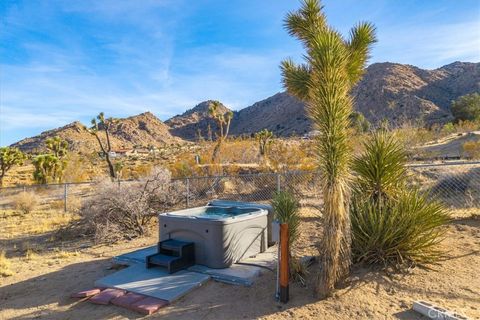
[158,213,267,268]
[219,218,267,267]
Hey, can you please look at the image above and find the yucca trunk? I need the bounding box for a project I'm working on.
[308,65,353,296]
[318,181,351,295]
[280,0,376,298]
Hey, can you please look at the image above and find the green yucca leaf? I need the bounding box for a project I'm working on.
[351,134,451,268]
[271,191,301,248]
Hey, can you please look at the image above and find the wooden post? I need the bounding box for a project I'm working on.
[279,223,289,303]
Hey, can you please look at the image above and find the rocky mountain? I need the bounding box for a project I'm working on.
[9,61,479,147]
[165,100,231,140]
[230,92,310,136]
[11,112,182,153]
[352,61,479,125]
[166,61,479,140]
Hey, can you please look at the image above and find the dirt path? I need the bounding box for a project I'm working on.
[1,214,479,319]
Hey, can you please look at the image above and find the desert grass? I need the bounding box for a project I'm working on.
[0,209,79,239]
[53,248,79,259]
[24,248,40,261]
[0,250,14,277]
[12,192,40,214]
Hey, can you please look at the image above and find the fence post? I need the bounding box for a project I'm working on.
[63,183,68,213]
[276,173,281,193]
[186,178,190,208]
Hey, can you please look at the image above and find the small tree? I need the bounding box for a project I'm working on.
[114,161,124,179]
[0,147,25,187]
[451,93,480,123]
[45,136,68,159]
[32,154,65,184]
[88,112,116,179]
[349,112,370,133]
[255,129,274,158]
[208,101,233,162]
[207,124,213,141]
[281,0,376,297]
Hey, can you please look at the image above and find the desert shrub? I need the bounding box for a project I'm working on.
[451,93,480,122]
[13,191,40,214]
[266,140,315,172]
[48,196,82,213]
[351,191,449,266]
[79,168,182,243]
[351,131,450,267]
[271,191,300,246]
[219,138,258,164]
[271,191,306,284]
[62,153,92,182]
[0,251,13,277]
[462,140,480,159]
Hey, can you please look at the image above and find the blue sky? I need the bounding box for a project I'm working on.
[1,0,479,146]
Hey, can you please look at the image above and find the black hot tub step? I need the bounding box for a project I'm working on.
[147,253,179,267]
[161,239,193,252]
[147,240,195,273]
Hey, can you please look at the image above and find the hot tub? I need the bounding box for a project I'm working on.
[158,204,268,268]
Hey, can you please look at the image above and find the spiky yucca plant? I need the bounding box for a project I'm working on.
[352,131,407,202]
[280,0,376,297]
[271,191,301,247]
[351,131,450,267]
[271,191,307,284]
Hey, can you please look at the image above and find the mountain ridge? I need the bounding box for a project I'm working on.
[9,61,480,150]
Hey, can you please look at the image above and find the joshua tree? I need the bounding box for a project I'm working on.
[207,124,213,141]
[45,136,68,159]
[32,154,65,184]
[196,128,204,143]
[280,0,376,297]
[255,129,274,158]
[208,101,233,162]
[88,112,116,179]
[0,147,25,187]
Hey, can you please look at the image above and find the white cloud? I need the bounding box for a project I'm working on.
[373,20,480,68]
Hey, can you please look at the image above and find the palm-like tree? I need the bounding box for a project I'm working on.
[280,0,376,297]
[88,112,117,179]
[208,101,234,162]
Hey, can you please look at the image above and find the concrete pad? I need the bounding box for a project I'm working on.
[70,288,101,298]
[240,245,277,269]
[188,264,261,286]
[95,264,210,302]
[111,292,145,308]
[113,246,157,265]
[113,244,277,286]
[89,288,125,305]
[130,297,169,315]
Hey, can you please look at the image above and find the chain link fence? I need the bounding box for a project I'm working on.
[1,162,480,216]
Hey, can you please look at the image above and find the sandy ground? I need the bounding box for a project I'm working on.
[0,210,479,320]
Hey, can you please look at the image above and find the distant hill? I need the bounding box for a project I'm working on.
[166,61,479,140]
[230,92,310,137]
[11,112,182,153]
[9,61,479,146]
[352,61,479,126]
[165,100,230,141]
